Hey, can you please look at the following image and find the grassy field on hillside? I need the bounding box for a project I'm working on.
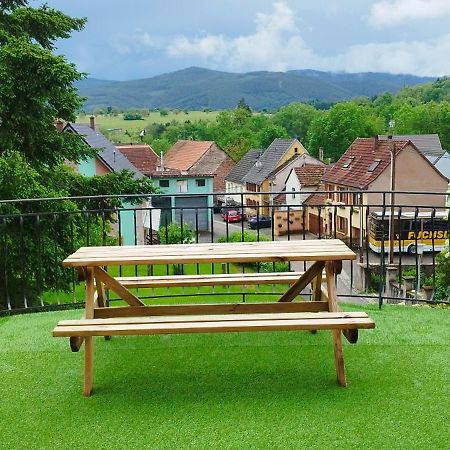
[77,111,220,143]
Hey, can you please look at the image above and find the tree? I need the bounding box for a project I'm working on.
[237,97,252,113]
[306,103,384,161]
[273,103,318,141]
[0,1,156,309]
[0,2,95,167]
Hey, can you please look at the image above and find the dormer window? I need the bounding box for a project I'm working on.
[342,157,355,168]
[367,159,381,172]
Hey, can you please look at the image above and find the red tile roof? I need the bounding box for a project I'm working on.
[294,165,326,186]
[303,190,327,206]
[163,140,214,171]
[322,138,410,189]
[116,144,160,176]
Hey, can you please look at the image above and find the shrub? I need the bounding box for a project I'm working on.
[434,246,450,300]
[158,223,194,245]
[217,230,270,243]
[123,111,143,120]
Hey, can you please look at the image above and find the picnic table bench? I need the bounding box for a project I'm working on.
[53,240,375,396]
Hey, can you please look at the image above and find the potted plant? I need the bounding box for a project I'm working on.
[422,275,434,301]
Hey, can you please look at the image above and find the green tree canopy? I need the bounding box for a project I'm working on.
[306,103,384,161]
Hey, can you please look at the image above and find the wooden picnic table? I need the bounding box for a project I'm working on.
[55,239,375,396]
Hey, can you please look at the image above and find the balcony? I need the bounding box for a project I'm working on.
[0,189,449,313]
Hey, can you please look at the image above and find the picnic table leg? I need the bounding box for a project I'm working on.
[325,261,347,387]
[84,336,94,396]
[96,275,111,341]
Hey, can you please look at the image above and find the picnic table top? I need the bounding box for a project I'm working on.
[63,239,356,267]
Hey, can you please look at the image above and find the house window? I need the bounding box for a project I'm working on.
[294,147,298,154]
[196,179,206,187]
[292,187,296,199]
[176,180,188,193]
[338,187,347,203]
[342,157,355,168]
[327,184,334,200]
[337,217,348,234]
[159,179,169,188]
[367,159,381,172]
[247,183,257,192]
[352,192,361,205]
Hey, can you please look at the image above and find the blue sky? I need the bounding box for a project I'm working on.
[41,0,450,80]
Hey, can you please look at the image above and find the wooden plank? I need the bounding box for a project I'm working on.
[311,273,323,303]
[96,276,107,308]
[117,272,307,288]
[70,240,351,255]
[58,311,370,327]
[53,317,376,337]
[324,261,347,385]
[93,302,330,318]
[63,240,356,267]
[64,252,356,267]
[325,261,339,312]
[332,329,347,387]
[278,261,325,302]
[84,336,93,397]
[94,267,144,307]
[85,268,95,319]
[321,273,359,344]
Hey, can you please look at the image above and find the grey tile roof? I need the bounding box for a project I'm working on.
[434,151,450,179]
[65,123,144,178]
[379,134,449,178]
[242,139,296,185]
[378,134,443,158]
[225,148,261,184]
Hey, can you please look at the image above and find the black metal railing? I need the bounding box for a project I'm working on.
[0,190,449,314]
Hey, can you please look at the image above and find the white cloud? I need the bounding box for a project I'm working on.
[167,1,317,72]
[369,0,450,27]
[152,1,450,76]
[330,33,450,76]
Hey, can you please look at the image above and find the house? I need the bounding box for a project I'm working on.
[225,148,261,203]
[285,164,327,208]
[115,143,160,176]
[377,134,450,179]
[308,136,449,240]
[117,143,214,232]
[63,118,148,245]
[163,140,235,197]
[241,138,308,214]
[142,140,234,231]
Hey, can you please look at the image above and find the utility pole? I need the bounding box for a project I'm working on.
[388,120,396,265]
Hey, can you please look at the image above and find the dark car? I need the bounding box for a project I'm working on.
[248,215,272,229]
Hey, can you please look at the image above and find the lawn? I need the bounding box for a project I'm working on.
[0,305,449,449]
[78,111,220,143]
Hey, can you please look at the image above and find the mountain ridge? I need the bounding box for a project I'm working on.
[76,66,434,111]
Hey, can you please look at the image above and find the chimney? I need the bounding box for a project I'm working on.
[89,116,95,130]
[373,135,379,152]
[55,120,64,132]
[319,147,324,162]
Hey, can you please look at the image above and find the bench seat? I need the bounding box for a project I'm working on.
[53,311,375,337]
[115,271,307,288]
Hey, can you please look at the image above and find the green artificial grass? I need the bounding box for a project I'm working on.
[0,305,449,449]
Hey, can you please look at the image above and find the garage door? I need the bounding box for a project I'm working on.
[174,196,209,231]
[308,213,323,236]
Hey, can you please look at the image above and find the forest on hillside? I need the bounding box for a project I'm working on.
[104,77,449,163]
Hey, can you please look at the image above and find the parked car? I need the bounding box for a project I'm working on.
[221,205,246,220]
[248,215,272,229]
[222,209,242,223]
